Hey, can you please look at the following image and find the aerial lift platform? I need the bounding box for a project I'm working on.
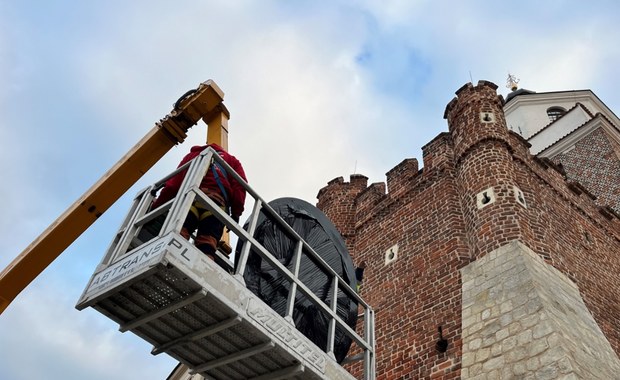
[75,145,376,379]
[0,78,375,379]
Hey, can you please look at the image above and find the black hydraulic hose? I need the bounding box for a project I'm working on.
[174,89,197,110]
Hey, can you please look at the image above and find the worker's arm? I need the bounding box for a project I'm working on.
[151,149,199,209]
[0,80,228,314]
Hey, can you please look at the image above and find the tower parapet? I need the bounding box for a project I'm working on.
[444,80,508,162]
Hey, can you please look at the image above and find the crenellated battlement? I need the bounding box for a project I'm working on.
[317,81,620,239]
[421,132,454,171]
[386,158,419,196]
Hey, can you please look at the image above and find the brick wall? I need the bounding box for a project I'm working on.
[552,126,620,213]
[352,162,467,379]
[317,81,620,379]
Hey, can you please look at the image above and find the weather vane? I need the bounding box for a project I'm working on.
[507,73,519,91]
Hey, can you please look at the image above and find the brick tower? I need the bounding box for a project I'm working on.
[317,81,620,379]
[446,81,528,260]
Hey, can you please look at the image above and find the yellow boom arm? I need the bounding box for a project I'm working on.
[0,80,229,314]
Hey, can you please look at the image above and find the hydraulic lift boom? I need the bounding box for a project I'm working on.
[0,80,229,314]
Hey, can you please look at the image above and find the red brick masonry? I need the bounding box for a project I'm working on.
[317,81,620,379]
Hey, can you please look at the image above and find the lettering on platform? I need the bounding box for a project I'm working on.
[167,237,193,261]
[88,240,166,294]
[247,298,326,373]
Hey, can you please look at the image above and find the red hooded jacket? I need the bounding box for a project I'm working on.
[152,144,247,220]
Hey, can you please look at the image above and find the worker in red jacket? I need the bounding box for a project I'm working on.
[152,144,247,260]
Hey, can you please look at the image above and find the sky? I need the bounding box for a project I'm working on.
[1,1,620,379]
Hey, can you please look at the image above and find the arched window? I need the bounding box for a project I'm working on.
[547,106,566,122]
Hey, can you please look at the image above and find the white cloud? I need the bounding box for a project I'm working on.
[0,282,175,380]
[69,1,416,205]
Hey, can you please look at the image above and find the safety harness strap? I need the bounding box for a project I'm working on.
[210,156,230,214]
